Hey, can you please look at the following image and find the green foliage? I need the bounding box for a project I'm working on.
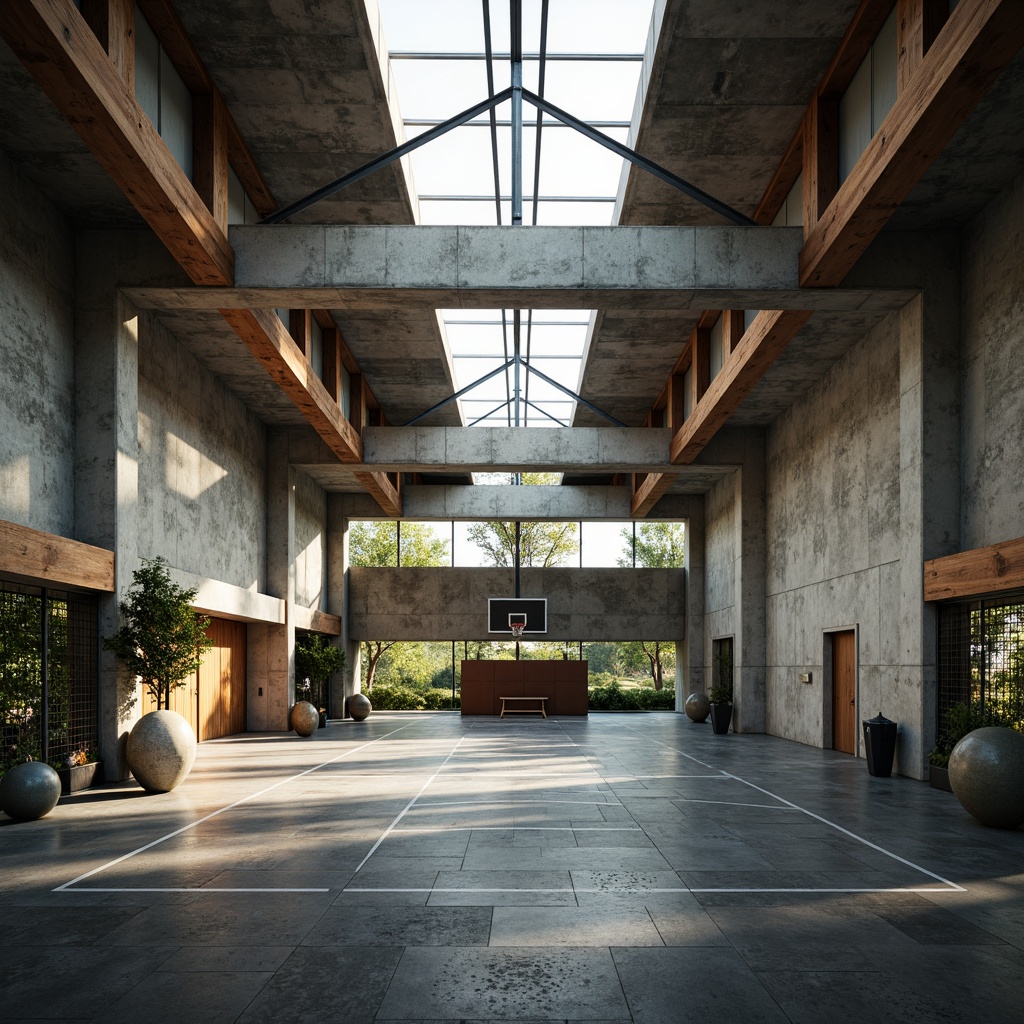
[466,519,578,567]
[587,671,618,688]
[929,700,1020,767]
[423,689,459,710]
[709,683,733,704]
[588,680,676,711]
[349,521,449,567]
[295,633,346,709]
[103,557,213,710]
[618,521,686,568]
[368,684,427,710]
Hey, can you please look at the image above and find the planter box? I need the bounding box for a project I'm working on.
[57,761,102,795]
[929,764,953,792]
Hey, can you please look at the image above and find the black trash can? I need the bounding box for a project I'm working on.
[863,712,897,777]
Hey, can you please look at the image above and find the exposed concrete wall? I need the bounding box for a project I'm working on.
[293,469,326,612]
[961,168,1024,549]
[0,149,75,536]
[348,567,685,641]
[137,314,267,589]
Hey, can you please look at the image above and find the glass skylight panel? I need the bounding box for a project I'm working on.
[377,0,656,428]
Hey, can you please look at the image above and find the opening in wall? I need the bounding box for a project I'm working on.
[712,636,733,696]
[825,628,857,755]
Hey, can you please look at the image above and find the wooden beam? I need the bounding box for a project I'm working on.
[353,470,402,517]
[801,0,1024,287]
[753,121,803,225]
[0,0,233,286]
[0,519,115,592]
[193,89,229,231]
[802,93,838,230]
[720,311,745,358]
[924,536,1024,601]
[307,609,342,637]
[691,327,711,406]
[79,0,134,88]
[671,310,813,464]
[667,372,685,431]
[819,0,899,98]
[631,470,674,519]
[321,327,341,403]
[897,0,948,92]
[135,0,211,92]
[219,308,363,465]
[288,308,311,359]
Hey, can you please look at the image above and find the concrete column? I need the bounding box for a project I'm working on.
[249,428,295,730]
[680,499,706,708]
[327,499,362,717]
[735,447,767,733]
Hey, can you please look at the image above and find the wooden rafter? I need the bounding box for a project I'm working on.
[0,519,115,592]
[801,0,1024,286]
[924,536,1024,601]
[0,0,232,286]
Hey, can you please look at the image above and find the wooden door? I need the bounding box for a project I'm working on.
[832,630,856,754]
[198,618,247,740]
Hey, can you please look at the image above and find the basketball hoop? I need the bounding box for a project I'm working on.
[510,620,526,639]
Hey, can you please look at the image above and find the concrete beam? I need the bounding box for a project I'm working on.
[360,426,678,473]
[123,227,916,311]
[330,485,716,522]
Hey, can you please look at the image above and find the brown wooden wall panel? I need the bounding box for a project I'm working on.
[460,660,588,716]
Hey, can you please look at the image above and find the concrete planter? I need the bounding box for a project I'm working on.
[57,761,102,795]
[929,764,952,792]
[127,710,197,793]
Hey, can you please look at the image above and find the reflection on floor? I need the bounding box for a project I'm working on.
[2,712,1022,1023]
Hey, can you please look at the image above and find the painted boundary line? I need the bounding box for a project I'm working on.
[342,886,961,894]
[55,720,421,893]
[613,722,966,893]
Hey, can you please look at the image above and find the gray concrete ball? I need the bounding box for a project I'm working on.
[948,726,1024,829]
[348,693,372,721]
[685,692,711,722]
[290,700,320,737]
[0,761,62,820]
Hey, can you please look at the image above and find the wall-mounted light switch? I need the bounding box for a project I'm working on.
[800,672,812,684]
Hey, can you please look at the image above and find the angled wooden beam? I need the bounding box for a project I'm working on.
[720,311,745,359]
[631,470,674,519]
[0,519,115,592]
[802,94,838,230]
[801,0,1024,287]
[671,310,813,464]
[354,471,402,517]
[897,0,948,92]
[79,0,134,87]
[0,0,232,286]
[194,89,229,230]
[924,536,1024,601]
[818,0,900,98]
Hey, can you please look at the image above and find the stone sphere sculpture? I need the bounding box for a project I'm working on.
[684,692,711,722]
[948,726,1024,829]
[290,700,320,737]
[348,693,372,722]
[127,709,197,793]
[0,761,62,820]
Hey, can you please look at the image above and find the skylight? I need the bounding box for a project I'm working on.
[377,0,656,428]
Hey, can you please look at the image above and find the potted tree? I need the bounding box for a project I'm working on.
[295,633,346,727]
[708,683,733,735]
[104,558,213,792]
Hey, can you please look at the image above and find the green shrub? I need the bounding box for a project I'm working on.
[587,671,618,689]
[930,700,1020,767]
[423,689,459,710]
[367,684,426,710]
[588,681,675,711]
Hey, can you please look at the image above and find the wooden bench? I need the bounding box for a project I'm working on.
[499,696,548,718]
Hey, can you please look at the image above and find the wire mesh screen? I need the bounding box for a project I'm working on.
[937,597,1024,734]
[0,583,98,773]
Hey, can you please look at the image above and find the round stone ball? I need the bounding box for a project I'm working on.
[290,700,320,737]
[948,726,1024,829]
[684,692,711,722]
[348,693,372,722]
[127,709,197,793]
[0,761,62,821]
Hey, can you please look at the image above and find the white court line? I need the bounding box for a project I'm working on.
[391,826,643,833]
[617,723,966,893]
[54,720,421,893]
[64,887,329,893]
[409,798,621,808]
[342,886,959,894]
[352,733,469,873]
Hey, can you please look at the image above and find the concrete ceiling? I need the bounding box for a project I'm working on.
[3,1,1024,498]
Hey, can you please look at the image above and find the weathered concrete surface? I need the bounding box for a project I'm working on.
[961,168,1024,549]
[348,567,685,641]
[0,148,75,536]
[359,426,679,473]
[294,469,326,612]
[138,312,267,590]
[331,484,717,522]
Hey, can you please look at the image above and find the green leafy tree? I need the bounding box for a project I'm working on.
[618,640,675,690]
[103,557,213,710]
[349,522,449,690]
[295,632,346,710]
[618,521,686,568]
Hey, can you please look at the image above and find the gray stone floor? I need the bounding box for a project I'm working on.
[2,712,1022,1023]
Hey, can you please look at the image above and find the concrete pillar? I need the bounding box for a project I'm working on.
[249,428,295,731]
[735,448,767,733]
[327,500,362,717]
[680,500,706,708]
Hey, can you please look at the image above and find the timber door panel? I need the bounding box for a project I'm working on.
[832,630,857,755]
[198,618,247,741]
